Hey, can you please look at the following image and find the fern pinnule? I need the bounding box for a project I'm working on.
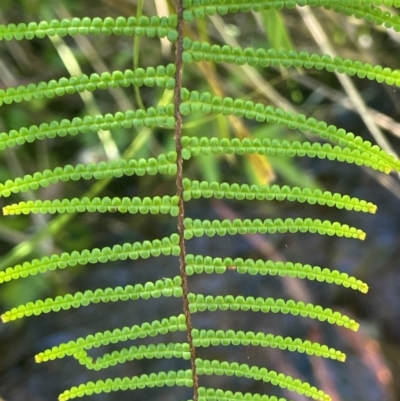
[183,179,377,213]
[182,0,400,32]
[183,39,400,87]
[182,136,390,173]
[0,64,176,106]
[3,195,180,216]
[35,314,188,363]
[196,359,331,401]
[188,294,359,331]
[1,276,183,322]
[58,369,193,401]
[192,329,346,360]
[0,152,177,197]
[0,15,178,41]
[183,217,366,239]
[0,235,180,284]
[185,255,368,293]
[0,105,175,150]
[197,387,292,401]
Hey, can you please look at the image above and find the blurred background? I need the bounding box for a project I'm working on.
[0,1,400,400]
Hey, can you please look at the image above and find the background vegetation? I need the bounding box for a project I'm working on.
[0,1,400,400]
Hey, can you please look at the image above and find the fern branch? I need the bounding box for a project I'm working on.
[0,105,175,150]
[197,387,292,401]
[183,178,377,213]
[35,314,187,362]
[196,359,331,401]
[183,40,400,87]
[0,65,176,106]
[182,0,400,32]
[185,255,368,293]
[180,90,398,172]
[0,235,180,284]
[0,15,178,41]
[3,195,180,216]
[183,218,366,240]
[58,369,193,401]
[193,329,346,360]
[189,294,359,331]
[1,276,183,322]
[0,153,177,198]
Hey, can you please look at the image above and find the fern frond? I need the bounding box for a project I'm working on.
[0,106,175,150]
[183,40,400,87]
[0,235,180,284]
[1,276,182,322]
[185,255,368,293]
[182,0,400,32]
[3,195,180,216]
[0,153,177,198]
[198,387,292,401]
[196,359,330,401]
[193,329,346,361]
[0,65,176,106]
[58,369,193,401]
[180,90,398,172]
[189,294,359,331]
[0,15,178,41]
[183,178,377,213]
[183,218,366,240]
[35,314,187,362]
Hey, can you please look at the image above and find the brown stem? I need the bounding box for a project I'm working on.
[173,1,199,400]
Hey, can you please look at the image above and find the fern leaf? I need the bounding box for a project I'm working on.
[189,294,359,331]
[192,329,346,361]
[196,359,330,401]
[185,255,368,293]
[0,106,175,150]
[183,218,366,240]
[183,178,377,213]
[183,40,400,87]
[197,387,292,401]
[0,65,176,106]
[3,195,180,216]
[1,276,183,322]
[58,369,193,401]
[180,90,397,172]
[182,0,400,32]
[0,153,177,198]
[0,235,180,284]
[0,15,178,41]
[35,314,187,363]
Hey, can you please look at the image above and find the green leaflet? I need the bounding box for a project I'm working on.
[182,0,400,32]
[3,195,180,216]
[0,105,175,150]
[183,217,366,240]
[0,15,179,41]
[183,40,400,87]
[0,64,176,106]
[183,179,377,213]
[0,235,180,284]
